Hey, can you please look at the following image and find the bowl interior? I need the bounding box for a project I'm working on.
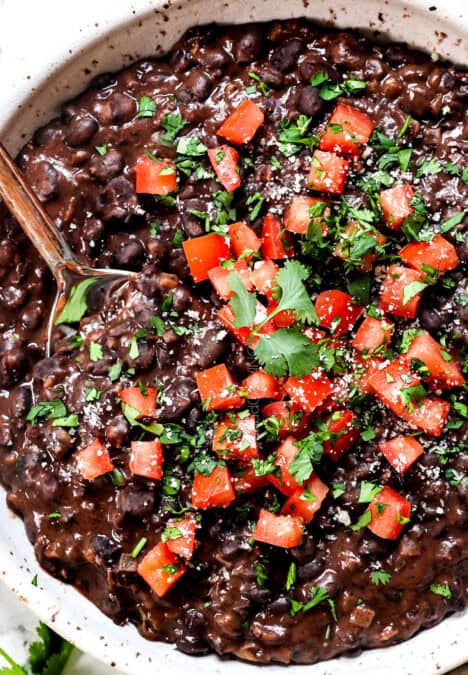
[0,1,466,674]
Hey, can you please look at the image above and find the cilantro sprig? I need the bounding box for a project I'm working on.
[0,621,73,675]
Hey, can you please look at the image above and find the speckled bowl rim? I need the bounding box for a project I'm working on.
[0,1,466,674]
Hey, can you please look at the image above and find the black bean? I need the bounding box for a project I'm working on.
[386,46,427,68]
[172,286,192,312]
[181,69,214,101]
[110,92,137,124]
[299,55,338,83]
[66,115,99,147]
[92,534,122,561]
[105,415,130,448]
[330,34,367,69]
[0,347,29,386]
[419,307,442,333]
[29,161,59,202]
[271,37,303,73]
[89,148,124,182]
[116,486,155,518]
[297,86,323,117]
[114,239,145,269]
[235,26,264,62]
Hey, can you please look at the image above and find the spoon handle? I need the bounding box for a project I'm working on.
[0,142,74,276]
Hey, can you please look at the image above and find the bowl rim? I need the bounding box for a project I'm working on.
[0,1,466,674]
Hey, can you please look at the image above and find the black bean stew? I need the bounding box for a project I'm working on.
[0,19,466,665]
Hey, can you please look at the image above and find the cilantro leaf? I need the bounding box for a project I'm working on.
[122,403,163,435]
[160,113,188,145]
[350,509,372,531]
[290,586,330,616]
[289,433,324,484]
[402,280,428,306]
[27,400,67,425]
[55,278,97,326]
[370,570,392,585]
[254,328,319,377]
[440,211,465,233]
[176,136,207,156]
[358,481,382,503]
[0,621,74,675]
[228,272,256,328]
[137,95,156,118]
[259,260,318,330]
[430,582,452,599]
[0,648,26,674]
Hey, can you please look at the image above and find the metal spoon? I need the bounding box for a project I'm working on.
[0,142,133,355]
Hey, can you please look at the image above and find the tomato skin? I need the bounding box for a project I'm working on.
[166,513,198,560]
[253,508,304,548]
[191,465,235,509]
[308,150,350,194]
[229,221,262,258]
[367,357,450,436]
[334,221,387,272]
[119,386,158,418]
[406,330,465,389]
[208,259,252,301]
[379,185,414,230]
[282,473,329,523]
[322,409,360,462]
[137,542,186,597]
[212,414,258,460]
[261,213,294,260]
[217,99,264,144]
[251,259,279,301]
[217,301,276,348]
[319,103,374,156]
[366,486,411,540]
[208,145,241,192]
[130,440,164,480]
[268,435,301,496]
[352,316,394,355]
[399,234,459,275]
[135,155,177,195]
[354,355,385,393]
[284,196,330,235]
[76,439,114,481]
[241,370,283,400]
[232,463,269,494]
[315,290,363,336]
[379,436,424,474]
[195,363,243,411]
[261,401,309,437]
[379,264,424,319]
[284,372,333,412]
[183,233,230,283]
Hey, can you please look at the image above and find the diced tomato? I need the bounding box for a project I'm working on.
[367,357,450,436]
[261,213,294,260]
[129,440,163,480]
[399,234,459,276]
[135,154,177,195]
[354,355,385,393]
[212,413,258,460]
[379,185,414,231]
[208,145,241,192]
[195,363,243,411]
[191,465,235,509]
[379,264,424,319]
[282,473,329,523]
[261,401,309,437]
[269,304,296,328]
[137,542,186,597]
[232,463,269,494]
[366,486,411,540]
[119,386,158,418]
[229,221,262,258]
[182,233,230,283]
[241,370,282,400]
[268,435,301,495]
[252,259,279,301]
[284,372,333,412]
[315,289,364,336]
[334,221,387,272]
[308,150,350,194]
[208,259,253,301]
[284,196,330,235]
[303,327,327,343]
[322,409,360,462]
[165,513,198,559]
[315,375,351,414]
[352,316,394,356]
[406,330,465,389]
[217,301,275,348]
[319,103,374,156]
[76,439,114,481]
[253,508,304,548]
[217,99,264,145]
[379,436,424,474]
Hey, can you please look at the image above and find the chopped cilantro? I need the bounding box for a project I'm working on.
[27,400,67,425]
[358,481,382,503]
[440,211,465,233]
[370,570,392,585]
[55,278,98,326]
[89,341,104,362]
[137,95,156,117]
[131,537,148,558]
[430,582,452,599]
[160,113,188,145]
[285,561,297,591]
[332,482,346,499]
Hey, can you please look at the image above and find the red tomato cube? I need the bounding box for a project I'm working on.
[399,234,459,276]
[182,233,230,283]
[130,440,164,480]
[379,436,424,474]
[208,260,253,301]
[319,103,374,156]
[241,370,282,400]
[251,259,279,301]
[195,363,243,411]
[229,221,262,258]
[406,330,465,389]
[315,289,364,336]
[282,473,329,523]
[308,150,350,194]
[165,513,198,560]
[322,409,360,462]
[119,386,158,418]
[379,264,424,319]
[284,196,330,235]
[232,463,270,495]
[261,401,309,438]
[191,465,235,509]
[208,145,241,192]
[261,213,294,259]
[334,221,387,272]
[137,542,186,597]
[352,316,394,356]
[379,185,414,230]
[76,439,114,481]
[212,413,258,460]
[253,508,304,548]
[217,301,276,348]
[217,99,264,145]
[366,486,411,540]
[268,435,301,496]
[135,154,177,195]
[284,372,333,412]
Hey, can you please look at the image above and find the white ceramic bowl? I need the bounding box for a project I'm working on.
[0,1,466,673]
